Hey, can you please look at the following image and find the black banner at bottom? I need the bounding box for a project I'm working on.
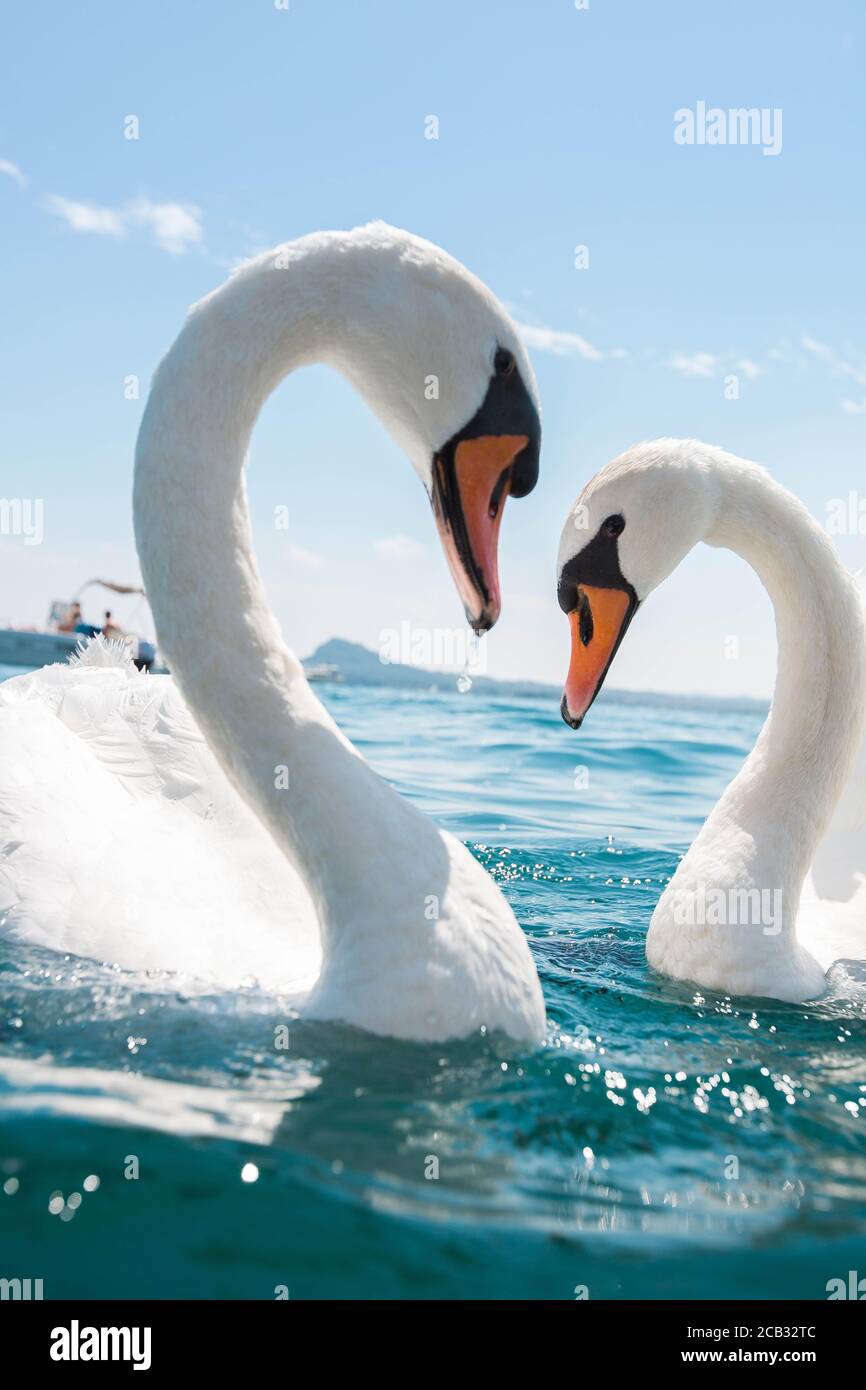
[0,1297,860,1373]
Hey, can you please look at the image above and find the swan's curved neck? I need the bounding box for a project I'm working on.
[133,242,445,961]
[667,458,866,954]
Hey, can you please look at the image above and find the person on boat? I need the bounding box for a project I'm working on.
[101,610,123,639]
[57,601,82,633]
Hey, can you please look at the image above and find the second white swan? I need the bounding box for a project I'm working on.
[556,438,866,1002]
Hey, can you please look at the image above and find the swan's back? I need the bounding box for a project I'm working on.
[0,643,320,991]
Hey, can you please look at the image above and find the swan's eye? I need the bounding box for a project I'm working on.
[602,514,625,538]
[493,347,516,379]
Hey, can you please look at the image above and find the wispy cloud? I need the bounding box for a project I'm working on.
[513,318,626,362]
[0,158,27,188]
[736,358,764,380]
[516,322,603,360]
[518,315,865,417]
[373,533,426,560]
[287,544,323,569]
[44,194,126,237]
[801,332,866,387]
[128,197,203,254]
[44,193,203,254]
[669,350,719,378]
[800,333,836,364]
[668,350,764,381]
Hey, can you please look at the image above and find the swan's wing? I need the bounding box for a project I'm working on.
[1,653,237,814]
[0,654,321,991]
[810,568,866,906]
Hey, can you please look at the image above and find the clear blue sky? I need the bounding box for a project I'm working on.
[1,0,864,695]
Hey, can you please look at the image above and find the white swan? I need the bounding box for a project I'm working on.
[0,223,546,1044]
[556,438,866,1002]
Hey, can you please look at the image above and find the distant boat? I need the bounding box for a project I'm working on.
[0,578,160,673]
[0,579,342,683]
[302,661,342,683]
[0,626,160,673]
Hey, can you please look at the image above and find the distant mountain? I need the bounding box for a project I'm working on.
[306,637,556,700]
[303,638,769,713]
[307,638,442,688]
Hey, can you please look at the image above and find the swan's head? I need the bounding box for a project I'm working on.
[556,440,719,727]
[335,224,542,632]
[427,339,541,633]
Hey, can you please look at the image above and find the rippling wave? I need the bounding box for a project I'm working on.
[1,675,864,1298]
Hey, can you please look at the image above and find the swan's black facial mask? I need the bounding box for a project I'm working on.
[558,524,638,729]
[431,361,540,633]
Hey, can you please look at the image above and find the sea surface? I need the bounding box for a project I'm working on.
[1,666,865,1300]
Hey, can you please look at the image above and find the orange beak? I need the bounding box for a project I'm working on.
[562,585,635,728]
[431,434,530,632]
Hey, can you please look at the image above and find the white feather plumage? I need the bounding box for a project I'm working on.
[0,226,545,1044]
[560,440,866,1002]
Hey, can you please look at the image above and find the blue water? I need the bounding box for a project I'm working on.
[2,671,865,1300]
